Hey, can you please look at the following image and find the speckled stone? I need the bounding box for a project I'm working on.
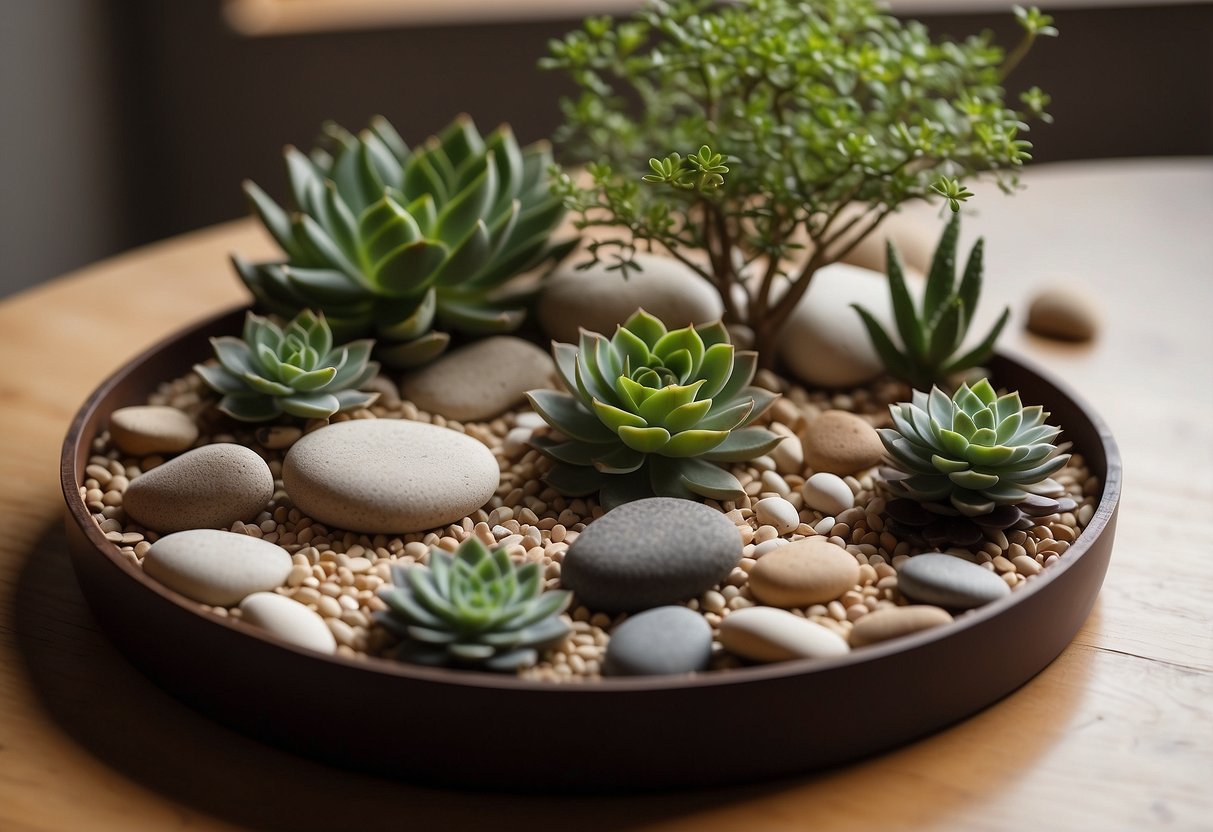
[719,606,850,663]
[803,410,884,475]
[1026,288,1099,342]
[282,420,499,534]
[239,591,337,654]
[779,263,895,388]
[747,537,861,608]
[802,472,855,515]
[849,605,954,647]
[400,336,555,422]
[560,497,741,613]
[108,405,198,456]
[122,443,273,533]
[142,529,292,606]
[538,251,724,344]
[895,553,1011,610]
[602,606,713,676]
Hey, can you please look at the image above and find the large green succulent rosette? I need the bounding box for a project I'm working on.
[234,115,576,368]
[880,378,1071,517]
[527,310,782,509]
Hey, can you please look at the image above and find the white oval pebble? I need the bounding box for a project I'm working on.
[802,472,855,515]
[239,592,337,654]
[109,406,199,456]
[123,443,274,533]
[719,606,850,663]
[283,419,500,534]
[770,433,804,476]
[754,497,799,535]
[142,529,292,606]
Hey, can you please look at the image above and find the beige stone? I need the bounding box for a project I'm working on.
[1026,288,1099,342]
[719,606,850,663]
[849,605,954,647]
[109,405,198,456]
[400,336,554,422]
[803,410,884,475]
[239,591,337,654]
[123,443,273,533]
[143,529,292,606]
[748,537,860,608]
[801,472,855,516]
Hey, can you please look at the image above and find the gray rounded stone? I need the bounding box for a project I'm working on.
[142,529,292,606]
[779,263,894,388]
[897,552,1012,610]
[603,606,713,676]
[560,497,741,613]
[123,443,273,533]
[282,419,499,534]
[538,251,724,344]
[400,336,555,422]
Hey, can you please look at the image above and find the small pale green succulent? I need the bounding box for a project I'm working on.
[376,537,572,671]
[880,378,1071,517]
[853,215,1010,390]
[194,309,379,422]
[527,309,782,509]
[235,114,576,367]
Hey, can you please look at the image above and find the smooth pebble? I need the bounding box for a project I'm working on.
[603,606,713,676]
[754,497,799,535]
[896,552,1012,609]
[748,537,860,608]
[1026,288,1099,342]
[123,443,273,533]
[283,420,499,534]
[108,406,198,456]
[803,410,884,475]
[142,529,292,606]
[400,336,554,422]
[239,591,337,654]
[849,605,954,647]
[719,606,850,663]
[802,472,855,515]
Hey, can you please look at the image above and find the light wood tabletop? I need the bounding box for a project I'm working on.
[1,158,1210,831]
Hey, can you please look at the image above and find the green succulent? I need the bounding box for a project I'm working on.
[376,537,572,671]
[234,114,577,368]
[194,310,379,422]
[527,309,783,509]
[853,215,1010,390]
[879,379,1071,517]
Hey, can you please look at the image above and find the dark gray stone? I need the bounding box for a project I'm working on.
[603,606,713,676]
[896,552,1012,610]
[560,497,741,613]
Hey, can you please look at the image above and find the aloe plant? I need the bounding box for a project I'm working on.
[853,216,1010,389]
[234,114,576,367]
[880,378,1071,517]
[377,537,572,671]
[194,310,378,421]
[528,309,782,509]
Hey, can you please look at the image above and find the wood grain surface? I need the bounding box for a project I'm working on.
[1,158,1210,831]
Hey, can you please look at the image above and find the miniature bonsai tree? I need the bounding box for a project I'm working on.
[544,0,1057,366]
[527,309,782,509]
[879,378,1071,545]
[376,537,572,671]
[194,309,379,421]
[234,115,577,367]
[853,215,1010,389]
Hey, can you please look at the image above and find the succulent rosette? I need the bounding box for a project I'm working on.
[527,309,782,509]
[194,309,378,421]
[234,114,576,367]
[880,378,1071,517]
[376,537,572,672]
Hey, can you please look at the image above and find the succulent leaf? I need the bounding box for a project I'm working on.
[880,379,1072,517]
[194,310,380,422]
[377,537,571,671]
[236,115,574,367]
[529,311,780,507]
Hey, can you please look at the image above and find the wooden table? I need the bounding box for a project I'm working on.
[1,158,1209,831]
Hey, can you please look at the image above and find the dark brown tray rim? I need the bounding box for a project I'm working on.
[60,304,1122,694]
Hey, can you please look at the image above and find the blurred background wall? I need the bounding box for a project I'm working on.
[1,0,1210,298]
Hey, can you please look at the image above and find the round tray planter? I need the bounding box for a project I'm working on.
[60,305,1121,791]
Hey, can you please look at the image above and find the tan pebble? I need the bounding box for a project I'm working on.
[771,434,805,476]
[327,618,356,647]
[991,555,1016,574]
[1026,287,1098,342]
[1012,554,1042,575]
[802,410,885,475]
[748,536,860,608]
[850,605,953,647]
[255,425,303,451]
[109,406,199,456]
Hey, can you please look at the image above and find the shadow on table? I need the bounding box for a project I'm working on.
[12,522,1096,831]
